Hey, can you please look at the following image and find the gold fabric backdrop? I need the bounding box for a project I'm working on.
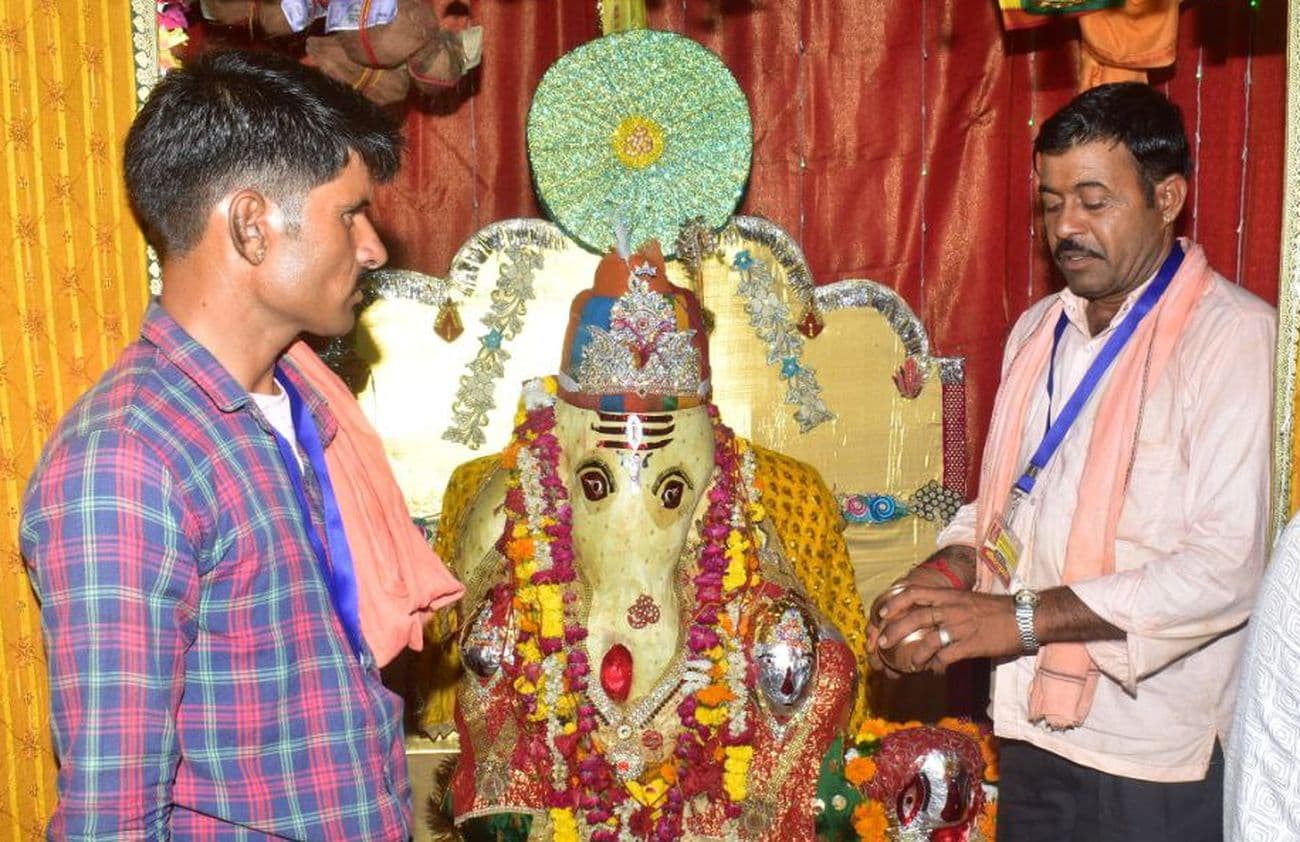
[0,1,150,835]
[1279,5,1300,529]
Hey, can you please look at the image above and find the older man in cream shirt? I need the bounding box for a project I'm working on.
[870,83,1273,842]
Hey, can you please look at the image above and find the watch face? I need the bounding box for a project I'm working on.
[1015,589,1038,607]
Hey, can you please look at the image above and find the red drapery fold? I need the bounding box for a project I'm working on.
[372,0,1286,492]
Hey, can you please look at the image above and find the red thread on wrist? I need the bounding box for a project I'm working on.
[919,558,965,589]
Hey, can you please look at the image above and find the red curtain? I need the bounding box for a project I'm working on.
[372,0,1287,491]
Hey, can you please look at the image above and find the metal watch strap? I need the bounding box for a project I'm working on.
[1015,591,1040,654]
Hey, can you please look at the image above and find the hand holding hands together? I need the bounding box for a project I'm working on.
[867,548,1021,676]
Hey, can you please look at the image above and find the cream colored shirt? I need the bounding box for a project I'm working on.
[939,265,1275,783]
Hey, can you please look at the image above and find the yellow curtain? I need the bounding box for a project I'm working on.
[0,1,149,835]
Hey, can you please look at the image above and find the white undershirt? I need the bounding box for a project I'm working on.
[250,379,303,469]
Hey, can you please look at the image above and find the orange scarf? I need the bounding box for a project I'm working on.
[285,340,464,667]
[975,240,1212,728]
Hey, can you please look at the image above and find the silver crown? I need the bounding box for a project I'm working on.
[570,271,704,398]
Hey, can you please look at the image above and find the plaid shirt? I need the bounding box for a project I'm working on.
[21,304,410,841]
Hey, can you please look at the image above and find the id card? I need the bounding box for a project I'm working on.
[980,490,1036,588]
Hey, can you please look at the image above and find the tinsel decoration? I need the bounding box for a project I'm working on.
[527,29,752,255]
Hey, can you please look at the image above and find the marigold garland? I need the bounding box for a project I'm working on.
[498,378,764,839]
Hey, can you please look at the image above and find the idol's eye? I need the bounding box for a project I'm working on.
[576,461,614,502]
[652,469,692,510]
[895,774,930,826]
[659,478,685,509]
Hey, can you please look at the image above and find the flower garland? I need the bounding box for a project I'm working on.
[498,377,763,840]
[844,717,999,841]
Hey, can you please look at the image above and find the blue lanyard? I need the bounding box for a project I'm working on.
[269,375,366,661]
[1014,243,1184,496]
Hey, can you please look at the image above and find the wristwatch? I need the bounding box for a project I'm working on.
[1013,588,1041,654]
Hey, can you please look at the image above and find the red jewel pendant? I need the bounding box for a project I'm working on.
[798,306,825,339]
[600,643,634,703]
[434,300,464,342]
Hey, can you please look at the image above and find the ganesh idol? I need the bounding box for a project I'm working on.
[439,242,866,840]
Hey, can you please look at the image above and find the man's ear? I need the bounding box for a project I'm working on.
[1154,173,1188,227]
[227,189,272,266]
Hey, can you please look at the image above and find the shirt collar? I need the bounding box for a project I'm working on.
[276,353,339,446]
[139,302,338,446]
[1057,270,1159,340]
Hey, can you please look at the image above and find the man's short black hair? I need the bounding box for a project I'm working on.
[124,49,403,257]
[1034,82,1190,205]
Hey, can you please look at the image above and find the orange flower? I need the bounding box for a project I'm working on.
[506,537,535,563]
[854,718,903,743]
[977,799,998,839]
[937,716,983,743]
[980,737,999,783]
[695,683,735,707]
[659,762,678,785]
[851,800,888,840]
[844,755,877,787]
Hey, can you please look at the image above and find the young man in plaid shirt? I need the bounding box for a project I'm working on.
[21,50,412,839]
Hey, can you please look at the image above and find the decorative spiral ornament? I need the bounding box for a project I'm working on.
[527,29,752,254]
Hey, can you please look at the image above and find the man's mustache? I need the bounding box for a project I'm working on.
[1054,239,1105,262]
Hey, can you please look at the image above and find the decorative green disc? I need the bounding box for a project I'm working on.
[527,29,752,255]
